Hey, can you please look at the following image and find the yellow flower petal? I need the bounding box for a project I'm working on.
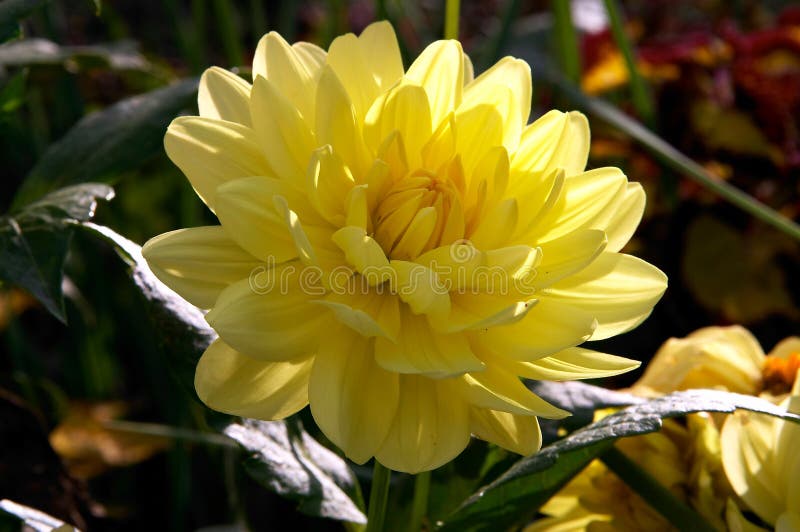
[195,339,312,419]
[142,226,260,308]
[250,76,315,187]
[332,226,392,285]
[253,31,316,122]
[508,347,641,381]
[462,56,531,151]
[214,177,300,262]
[291,41,326,78]
[722,411,784,524]
[198,67,252,126]
[389,260,450,317]
[309,328,399,464]
[358,20,404,93]
[326,33,381,121]
[406,40,464,129]
[205,276,332,361]
[476,297,597,360]
[533,229,607,289]
[375,307,484,377]
[458,362,569,418]
[470,408,542,455]
[533,167,627,243]
[164,117,271,210]
[511,110,589,180]
[316,65,370,177]
[376,376,470,473]
[364,83,433,169]
[605,182,646,252]
[306,145,354,225]
[313,289,400,340]
[543,253,667,340]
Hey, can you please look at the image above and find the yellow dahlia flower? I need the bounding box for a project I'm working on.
[721,374,800,531]
[526,412,729,531]
[143,21,667,473]
[633,326,765,396]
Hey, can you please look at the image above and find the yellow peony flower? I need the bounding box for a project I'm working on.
[142,21,667,473]
[721,373,800,531]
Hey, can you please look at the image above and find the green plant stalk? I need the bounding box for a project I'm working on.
[552,77,800,241]
[365,461,392,532]
[600,446,716,532]
[481,0,522,69]
[444,0,460,40]
[408,471,431,532]
[212,0,245,67]
[602,0,655,128]
[375,0,388,20]
[551,0,580,84]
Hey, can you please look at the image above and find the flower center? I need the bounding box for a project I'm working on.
[372,168,466,260]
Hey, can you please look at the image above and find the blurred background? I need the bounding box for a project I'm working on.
[1,0,799,530]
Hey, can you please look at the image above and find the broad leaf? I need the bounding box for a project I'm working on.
[81,223,213,387]
[225,418,366,525]
[0,499,79,531]
[438,389,800,531]
[12,77,198,207]
[0,0,47,43]
[83,223,366,524]
[0,69,26,115]
[0,38,148,70]
[526,381,643,442]
[0,183,113,321]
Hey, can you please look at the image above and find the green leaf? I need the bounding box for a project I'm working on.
[225,418,367,525]
[526,381,643,441]
[0,68,25,115]
[0,499,78,531]
[0,38,148,70]
[82,224,367,524]
[0,183,113,322]
[12,77,198,208]
[80,222,213,387]
[544,73,800,241]
[0,0,47,43]
[438,389,800,531]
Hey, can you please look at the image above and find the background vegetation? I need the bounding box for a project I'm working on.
[1,0,799,530]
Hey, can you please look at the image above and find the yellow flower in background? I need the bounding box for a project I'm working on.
[632,325,765,396]
[526,412,730,532]
[721,374,800,531]
[143,21,667,473]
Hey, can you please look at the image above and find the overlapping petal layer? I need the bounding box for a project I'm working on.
[144,21,667,473]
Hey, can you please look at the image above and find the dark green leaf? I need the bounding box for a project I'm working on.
[225,418,367,525]
[0,183,114,322]
[82,224,366,524]
[0,68,25,114]
[0,38,148,70]
[438,389,800,531]
[527,381,643,442]
[0,499,78,531]
[0,0,47,43]
[12,77,198,208]
[80,222,213,388]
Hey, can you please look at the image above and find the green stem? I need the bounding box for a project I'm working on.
[551,0,580,84]
[408,471,431,532]
[365,461,392,532]
[602,0,656,128]
[600,446,716,532]
[212,0,245,67]
[444,0,460,40]
[551,78,800,241]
